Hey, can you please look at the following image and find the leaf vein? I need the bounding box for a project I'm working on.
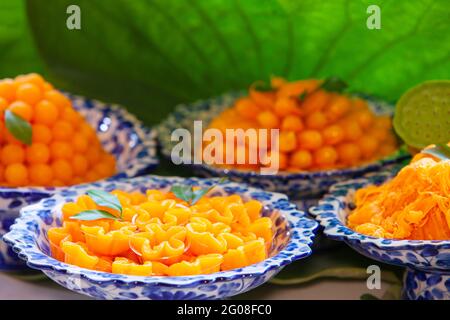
[346,0,437,80]
[188,0,244,85]
[233,0,263,79]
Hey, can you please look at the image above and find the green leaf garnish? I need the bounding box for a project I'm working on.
[251,81,272,92]
[70,209,120,221]
[421,144,450,161]
[4,110,32,145]
[170,178,227,205]
[86,190,122,214]
[190,186,216,205]
[320,76,348,93]
[25,1,449,121]
[298,90,308,102]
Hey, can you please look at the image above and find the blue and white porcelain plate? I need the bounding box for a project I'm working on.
[156,92,409,200]
[0,94,159,269]
[310,170,450,300]
[4,175,318,300]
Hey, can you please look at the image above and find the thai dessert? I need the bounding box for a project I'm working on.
[0,73,116,186]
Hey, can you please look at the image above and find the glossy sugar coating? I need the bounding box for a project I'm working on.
[206,77,398,172]
[48,189,272,276]
[0,73,116,186]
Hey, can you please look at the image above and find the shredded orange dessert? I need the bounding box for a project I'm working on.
[48,189,272,276]
[347,149,450,240]
[0,73,116,186]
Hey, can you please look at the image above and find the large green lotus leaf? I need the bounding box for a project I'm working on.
[0,0,45,77]
[26,0,450,125]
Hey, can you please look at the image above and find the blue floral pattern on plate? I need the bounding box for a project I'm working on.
[156,92,409,200]
[3,175,318,300]
[310,170,450,300]
[0,94,159,269]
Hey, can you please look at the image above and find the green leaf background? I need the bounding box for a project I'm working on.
[0,0,45,77]
[0,0,445,125]
[2,2,448,293]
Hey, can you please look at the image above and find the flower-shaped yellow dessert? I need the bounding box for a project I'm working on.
[47,183,273,276]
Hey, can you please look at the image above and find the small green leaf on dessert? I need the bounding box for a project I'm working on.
[86,190,122,214]
[320,77,348,93]
[393,80,450,149]
[191,177,227,205]
[170,178,228,205]
[170,184,194,203]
